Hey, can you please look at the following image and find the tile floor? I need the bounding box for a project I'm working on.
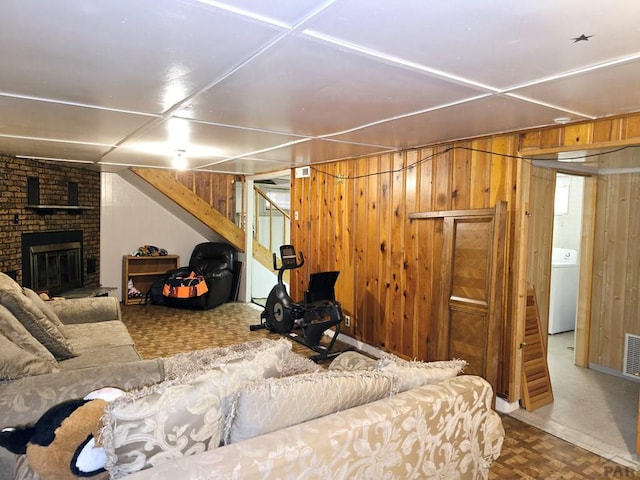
[510,331,640,469]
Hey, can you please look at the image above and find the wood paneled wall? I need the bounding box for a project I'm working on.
[290,137,520,374]
[522,113,640,375]
[590,173,640,370]
[173,171,241,222]
[525,167,556,343]
[520,113,640,152]
[526,170,640,373]
[291,111,640,399]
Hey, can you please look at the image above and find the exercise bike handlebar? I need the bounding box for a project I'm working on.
[272,250,304,271]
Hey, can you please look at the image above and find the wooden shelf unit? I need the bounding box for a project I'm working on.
[122,255,179,305]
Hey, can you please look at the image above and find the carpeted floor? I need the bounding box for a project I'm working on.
[121,301,348,361]
[121,302,638,479]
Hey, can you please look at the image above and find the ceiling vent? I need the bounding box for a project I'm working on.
[623,333,640,379]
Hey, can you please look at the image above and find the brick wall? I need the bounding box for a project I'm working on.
[0,154,100,287]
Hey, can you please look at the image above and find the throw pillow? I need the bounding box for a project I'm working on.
[0,332,58,380]
[374,351,467,392]
[224,370,395,444]
[0,303,56,363]
[102,339,291,479]
[328,351,377,371]
[23,288,66,330]
[0,288,75,360]
[0,272,24,295]
[162,339,321,381]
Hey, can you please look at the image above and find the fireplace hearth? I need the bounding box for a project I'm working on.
[21,231,83,295]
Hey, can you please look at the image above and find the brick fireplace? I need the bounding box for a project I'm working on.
[21,231,84,294]
[0,154,101,290]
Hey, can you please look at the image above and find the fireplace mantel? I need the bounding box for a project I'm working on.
[26,204,94,214]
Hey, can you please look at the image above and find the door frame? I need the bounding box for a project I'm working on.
[573,174,596,367]
[525,163,596,370]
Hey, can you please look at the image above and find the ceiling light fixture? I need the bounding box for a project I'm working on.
[554,117,571,124]
[172,150,187,170]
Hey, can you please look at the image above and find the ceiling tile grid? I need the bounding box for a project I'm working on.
[0,0,638,174]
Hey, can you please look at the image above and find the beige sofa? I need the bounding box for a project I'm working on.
[0,272,164,480]
[123,373,504,480]
[0,272,142,372]
[2,345,504,480]
[0,269,504,480]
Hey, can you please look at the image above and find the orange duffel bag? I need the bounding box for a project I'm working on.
[162,272,208,299]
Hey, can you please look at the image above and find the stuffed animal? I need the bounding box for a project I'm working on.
[0,387,124,480]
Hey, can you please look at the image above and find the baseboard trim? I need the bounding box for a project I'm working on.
[589,362,640,383]
[495,396,520,413]
[324,330,383,358]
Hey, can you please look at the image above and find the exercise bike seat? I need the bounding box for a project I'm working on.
[304,271,339,304]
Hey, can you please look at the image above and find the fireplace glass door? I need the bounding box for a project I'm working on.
[30,242,82,294]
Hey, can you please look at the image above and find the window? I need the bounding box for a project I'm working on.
[264,189,290,211]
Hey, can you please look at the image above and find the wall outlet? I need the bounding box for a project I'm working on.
[344,314,351,328]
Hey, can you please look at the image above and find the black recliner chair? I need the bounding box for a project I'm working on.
[163,242,241,310]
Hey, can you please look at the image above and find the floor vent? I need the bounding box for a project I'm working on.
[623,333,640,379]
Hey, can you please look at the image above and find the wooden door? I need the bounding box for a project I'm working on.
[436,202,507,393]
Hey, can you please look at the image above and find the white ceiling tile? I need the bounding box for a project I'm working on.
[99,149,215,170]
[183,36,485,135]
[0,96,154,145]
[0,0,283,114]
[330,95,588,148]
[0,1,639,173]
[0,137,110,163]
[105,119,303,167]
[304,0,640,90]
[197,0,333,26]
[248,138,394,165]
[198,157,294,175]
[509,59,640,118]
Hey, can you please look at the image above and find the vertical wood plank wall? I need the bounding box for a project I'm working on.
[519,113,640,376]
[291,112,640,400]
[173,171,241,222]
[291,136,520,398]
[525,166,556,345]
[521,113,640,371]
[590,173,640,370]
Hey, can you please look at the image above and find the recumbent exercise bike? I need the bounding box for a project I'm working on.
[250,245,347,362]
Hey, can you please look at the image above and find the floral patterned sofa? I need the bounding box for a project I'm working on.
[124,374,504,480]
[3,332,504,480]
[111,350,504,480]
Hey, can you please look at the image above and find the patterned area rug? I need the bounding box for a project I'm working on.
[121,301,637,479]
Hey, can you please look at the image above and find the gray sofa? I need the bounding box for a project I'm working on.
[0,272,142,372]
[0,272,165,480]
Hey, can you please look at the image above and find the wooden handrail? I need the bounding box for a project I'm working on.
[254,186,290,255]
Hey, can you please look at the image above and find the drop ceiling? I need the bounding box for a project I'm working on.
[1,0,640,175]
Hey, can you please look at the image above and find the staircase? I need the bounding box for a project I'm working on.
[130,168,282,271]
